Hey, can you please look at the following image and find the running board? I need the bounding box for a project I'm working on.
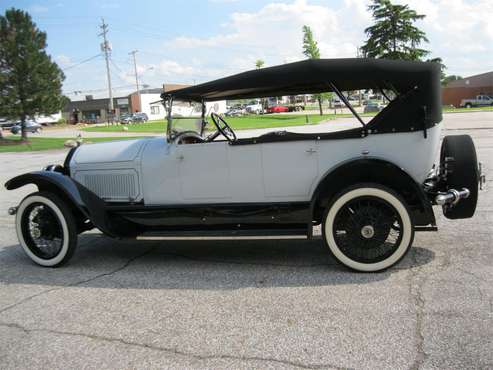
[135,228,308,241]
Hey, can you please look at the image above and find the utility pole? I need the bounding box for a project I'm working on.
[99,18,114,121]
[356,47,362,107]
[129,50,140,112]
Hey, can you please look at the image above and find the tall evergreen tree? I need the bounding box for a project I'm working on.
[302,25,320,60]
[0,8,65,140]
[302,25,324,115]
[361,0,429,61]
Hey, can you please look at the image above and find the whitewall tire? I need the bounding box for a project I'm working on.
[15,192,78,267]
[322,184,414,272]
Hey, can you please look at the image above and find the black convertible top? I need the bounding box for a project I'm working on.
[164,58,442,124]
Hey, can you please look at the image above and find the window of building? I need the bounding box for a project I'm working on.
[151,106,160,115]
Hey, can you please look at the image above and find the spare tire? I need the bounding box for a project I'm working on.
[440,135,479,219]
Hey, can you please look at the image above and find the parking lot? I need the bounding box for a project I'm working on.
[0,112,492,369]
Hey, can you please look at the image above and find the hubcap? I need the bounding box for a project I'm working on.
[361,225,375,239]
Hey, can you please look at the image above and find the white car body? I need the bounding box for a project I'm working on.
[70,124,441,204]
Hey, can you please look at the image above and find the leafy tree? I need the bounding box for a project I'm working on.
[255,59,265,69]
[0,8,65,140]
[302,25,325,115]
[426,57,448,84]
[302,25,320,59]
[361,0,429,61]
[442,75,463,86]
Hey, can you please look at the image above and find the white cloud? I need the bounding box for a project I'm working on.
[157,60,196,77]
[394,0,493,75]
[165,0,492,78]
[167,0,361,62]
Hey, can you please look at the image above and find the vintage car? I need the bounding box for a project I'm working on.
[5,58,484,271]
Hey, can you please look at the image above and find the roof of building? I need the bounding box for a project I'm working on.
[130,84,191,96]
[64,96,129,111]
[445,71,493,89]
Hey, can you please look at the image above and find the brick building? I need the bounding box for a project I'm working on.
[442,71,493,107]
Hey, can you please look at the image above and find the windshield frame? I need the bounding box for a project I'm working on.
[164,97,207,143]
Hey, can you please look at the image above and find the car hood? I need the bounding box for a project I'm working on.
[71,138,152,165]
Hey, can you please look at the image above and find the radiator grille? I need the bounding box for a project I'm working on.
[83,172,138,200]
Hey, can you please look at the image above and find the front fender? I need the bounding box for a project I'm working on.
[5,171,116,237]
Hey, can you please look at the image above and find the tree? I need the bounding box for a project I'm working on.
[0,8,65,140]
[426,57,448,84]
[255,59,265,69]
[361,0,429,61]
[302,25,324,115]
[442,75,463,86]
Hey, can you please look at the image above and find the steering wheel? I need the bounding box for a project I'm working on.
[210,112,237,142]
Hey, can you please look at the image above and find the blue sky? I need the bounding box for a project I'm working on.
[1,0,492,99]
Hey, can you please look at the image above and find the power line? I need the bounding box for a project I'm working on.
[62,54,102,71]
[64,84,136,96]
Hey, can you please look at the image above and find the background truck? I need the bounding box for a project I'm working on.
[460,94,493,108]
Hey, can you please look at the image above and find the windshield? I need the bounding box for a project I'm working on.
[166,99,204,140]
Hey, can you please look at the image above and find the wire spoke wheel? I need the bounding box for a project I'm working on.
[21,203,64,259]
[333,197,403,264]
[323,185,414,272]
[16,192,78,267]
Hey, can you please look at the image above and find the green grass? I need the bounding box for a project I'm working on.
[82,114,345,133]
[0,136,143,153]
[442,105,493,112]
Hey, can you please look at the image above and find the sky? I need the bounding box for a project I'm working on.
[1,0,492,99]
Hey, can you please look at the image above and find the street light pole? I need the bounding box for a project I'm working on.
[129,50,141,112]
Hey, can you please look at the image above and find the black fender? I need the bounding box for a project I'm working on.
[5,171,119,237]
[310,158,436,227]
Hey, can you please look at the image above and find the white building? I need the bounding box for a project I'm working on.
[129,86,227,120]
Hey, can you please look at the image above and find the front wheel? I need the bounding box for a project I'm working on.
[322,184,414,272]
[15,192,78,267]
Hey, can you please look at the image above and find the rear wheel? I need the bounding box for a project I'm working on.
[15,192,78,267]
[322,184,414,272]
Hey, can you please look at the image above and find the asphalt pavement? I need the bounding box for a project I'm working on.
[0,112,492,369]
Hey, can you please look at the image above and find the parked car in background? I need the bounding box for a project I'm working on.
[245,102,263,114]
[119,113,148,124]
[332,97,343,108]
[133,112,149,122]
[119,113,133,124]
[0,118,15,130]
[287,104,305,112]
[10,120,42,134]
[225,107,246,117]
[364,101,383,113]
[460,95,493,108]
[266,105,289,113]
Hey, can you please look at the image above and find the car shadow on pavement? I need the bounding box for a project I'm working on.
[0,234,435,290]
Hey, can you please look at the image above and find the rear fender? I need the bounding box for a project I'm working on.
[311,158,436,227]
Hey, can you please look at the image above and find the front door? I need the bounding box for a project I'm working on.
[176,142,231,201]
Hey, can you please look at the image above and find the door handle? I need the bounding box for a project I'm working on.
[305,148,317,154]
